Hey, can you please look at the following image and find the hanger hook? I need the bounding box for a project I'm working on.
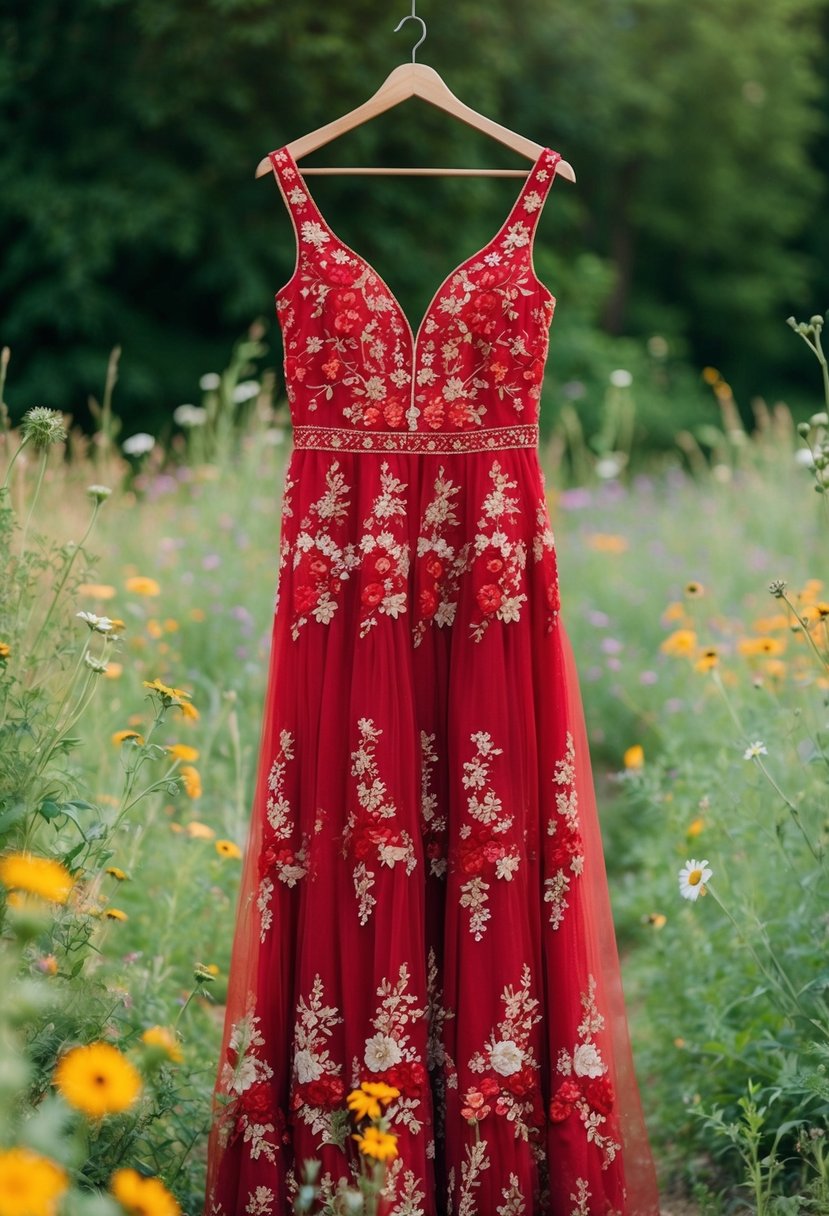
[394,2,427,64]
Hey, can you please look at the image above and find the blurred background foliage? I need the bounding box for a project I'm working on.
[1,0,829,454]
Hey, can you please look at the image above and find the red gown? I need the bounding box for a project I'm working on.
[204,144,661,1216]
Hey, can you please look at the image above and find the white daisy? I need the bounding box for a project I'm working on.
[76,611,113,634]
[743,741,768,759]
[679,858,713,901]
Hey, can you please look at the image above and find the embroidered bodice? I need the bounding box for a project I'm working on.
[269,145,561,447]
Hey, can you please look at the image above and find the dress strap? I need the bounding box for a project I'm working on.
[500,147,562,243]
[268,146,330,236]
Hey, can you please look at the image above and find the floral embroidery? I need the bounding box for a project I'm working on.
[270,144,560,433]
[420,731,447,877]
[290,422,540,455]
[274,464,297,617]
[344,718,417,924]
[549,975,621,1169]
[359,962,428,1135]
[544,731,585,931]
[467,963,544,1143]
[289,974,346,1141]
[468,461,528,642]
[413,466,470,645]
[380,1159,427,1216]
[569,1179,592,1216]
[456,1140,490,1216]
[217,1000,280,1163]
[458,731,521,940]
[291,459,360,639]
[358,461,410,637]
[496,1173,527,1215]
[257,729,308,940]
[245,1187,275,1215]
[532,488,561,632]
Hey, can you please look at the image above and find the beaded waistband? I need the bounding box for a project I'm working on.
[290,422,539,455]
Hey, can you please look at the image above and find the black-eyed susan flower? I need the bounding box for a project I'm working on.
[0,852,75,904]
[694,647,719,672]
[215,839,242,860]
[0,1146,68,1215]
[644,913,667,929]
[125,576,161,597]
[678,858,712,902]
[684,581,704,597]
[352,1126,399,1161]
[104,907,128,921]
[110,1167,181,1216]
[54,1042,142,1117]
[140,1026,183,1064]
[179,765,202,799]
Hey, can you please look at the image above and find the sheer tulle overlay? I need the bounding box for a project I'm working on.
[204,145,660,1216]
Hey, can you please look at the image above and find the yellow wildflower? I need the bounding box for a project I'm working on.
[644,913,667,929]
[352,1126,399,1161]
[684,581,704,597]
[0,1146,68,1216]
[112,729,144,746]
[104,908,128,921]
[178,700,200,722]
[205,963,220,976]
[623,745,644,769]
[359,1081,401,1104]
[586,532,629,554]
[147,619,164,639]
[215,839,242,859]
[764,659,787,681]
[180,765,202,798]
[104,661,123,679]
[189,607,206,622]
[110,1167,181,1216]
[185,821,215,840]
[54,1042,142,1117]
[0,853,75,904]
[694,647,719,673]
[141,1026,184,1064]
[167,743,199,762]
[164,618,180,632]
[817,602,829,618]
[662,602,688,623]
[0,641,10,661]
[686,817,705,838]
[77,583,117,599]
[125,576,161,596]
[660,629,697,656]
[143,678,192,703]
[106,867,128,881]
[347,1088,382,1121]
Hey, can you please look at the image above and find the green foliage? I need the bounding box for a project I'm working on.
[1,0,827,439]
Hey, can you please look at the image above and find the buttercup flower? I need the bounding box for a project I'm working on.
[678,858,713,901]
[54,1042,142,1117]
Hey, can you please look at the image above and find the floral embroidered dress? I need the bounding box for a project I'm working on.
[204,145,660,1216]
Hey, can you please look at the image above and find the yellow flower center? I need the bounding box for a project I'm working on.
[688,869,702,885]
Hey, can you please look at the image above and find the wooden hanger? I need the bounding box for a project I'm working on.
[253,4,575,183]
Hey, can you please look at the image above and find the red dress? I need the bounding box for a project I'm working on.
[204,145,660,1216]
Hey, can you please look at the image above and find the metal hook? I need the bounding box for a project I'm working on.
[394,1,426,64]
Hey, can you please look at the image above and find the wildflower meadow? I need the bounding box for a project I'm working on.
[0,311,827,1216]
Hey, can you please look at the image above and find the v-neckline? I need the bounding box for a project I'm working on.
[278,144,551,353]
